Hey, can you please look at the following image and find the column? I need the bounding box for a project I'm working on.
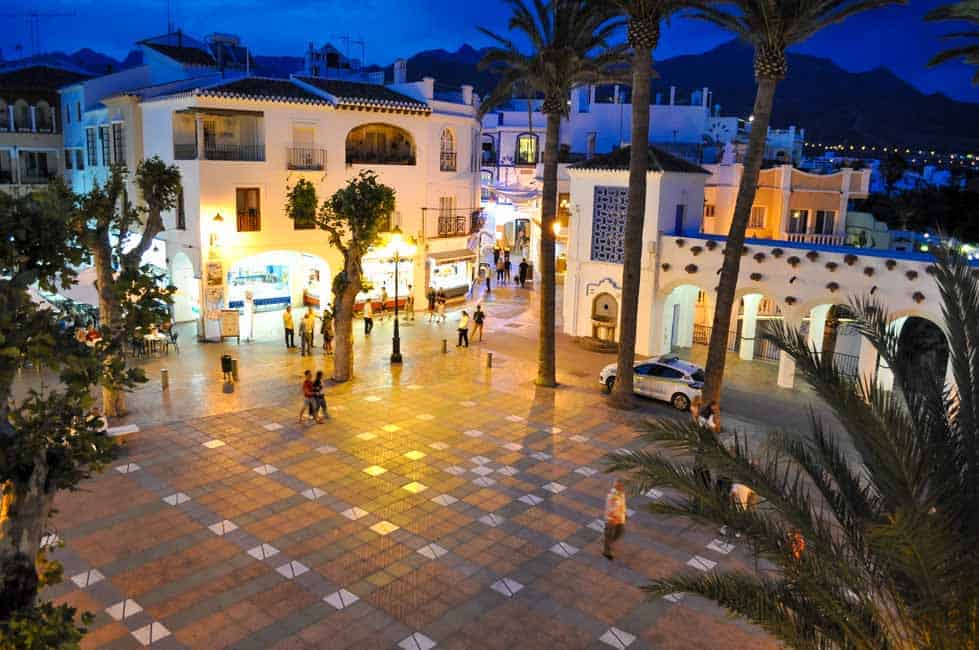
[739,294,762,361]
[777,350,796,388]
[649,295,670,357]
[195,116,205,159]
[875,317,906,391]
[856,335,878,387]
[807,304,831,360]
[675,285,699,349]
[29,105,36,132]
[7,105,14,132]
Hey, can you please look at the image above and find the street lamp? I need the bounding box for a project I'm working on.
[386,226,416,364]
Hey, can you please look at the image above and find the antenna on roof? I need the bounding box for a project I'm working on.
[0,10,76,56]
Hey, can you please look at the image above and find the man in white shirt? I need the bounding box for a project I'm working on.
[456,310,470,348]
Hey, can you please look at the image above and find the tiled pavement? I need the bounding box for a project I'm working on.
[47,374,779,649]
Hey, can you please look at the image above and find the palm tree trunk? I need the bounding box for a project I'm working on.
[0,461,53,619]
[537,112,561,387]
[331,261,361,383]
[701,76,778,404]
[610,44,653,410]
[93,243,125,417]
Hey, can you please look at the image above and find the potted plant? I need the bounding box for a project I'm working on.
[787,256,801,268]
[690,246,704,256]
[705,240,718,251]
[684,264,698,274]
[825,261,838,272]
[906,270,919,281]
[806,250,819,261]
[844,253,859,266]
[785,296,797,305]
[913,291,925,303]
[675,238,686,247]
[750,272,762,281]
[864,266,875,277]
[885,259,897,270]
[753,252,766,263]
[925,265,938,275]
[771,248,784,258]
[827,281,840,292]
[661,263,671,271]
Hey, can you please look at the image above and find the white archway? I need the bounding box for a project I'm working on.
[660,284,713,355]
[170,251,199,323]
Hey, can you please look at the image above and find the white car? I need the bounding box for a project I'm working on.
[599,355,704,410]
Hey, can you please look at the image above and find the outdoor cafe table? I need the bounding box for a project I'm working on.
[144,331,169,355]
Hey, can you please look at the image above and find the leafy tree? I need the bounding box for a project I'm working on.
[604,0,695,409]
[479,0,623,387]
[926,0,979,84]
[606,249,978,648]
[0,187,114,644]
[691,0,903,404]
[880,152,908,195]
[74,159,182,416]
[287,172,395,382]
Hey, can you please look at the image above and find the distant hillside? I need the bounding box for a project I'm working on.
[9,39,979,151]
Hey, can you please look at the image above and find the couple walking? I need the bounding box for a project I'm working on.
[300,370,329,423]
[455,304,485,347]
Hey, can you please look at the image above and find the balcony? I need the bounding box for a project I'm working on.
[174,143,197,160]
[287,146,326,171]
[20,171,57,185]
[785,233,845,247]
[426,211,483,239]
[440,151,457,172]
[173,143,265,162]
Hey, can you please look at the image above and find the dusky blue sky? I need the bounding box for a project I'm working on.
[5,0,978,103]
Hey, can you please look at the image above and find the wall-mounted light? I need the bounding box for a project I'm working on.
[210,213,225,248]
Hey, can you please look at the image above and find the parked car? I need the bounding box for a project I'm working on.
[599,355,704,410]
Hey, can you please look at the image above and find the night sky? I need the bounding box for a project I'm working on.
[5,0,978,103]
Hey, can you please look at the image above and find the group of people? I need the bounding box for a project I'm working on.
[299,369,329,423]
[282,305,334,355]
[491,248,530,288]
[363,284,415,335]
[426,287,449,323]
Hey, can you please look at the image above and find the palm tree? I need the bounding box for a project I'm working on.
[606,0,697,409]
[479,0,624,387]
[606,249,979,648]
[692,0,904,405]
[926,0,979,84]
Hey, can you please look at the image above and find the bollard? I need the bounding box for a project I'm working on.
[231,358,239,382]
[486,352,493,368]
[160,368,169,390]
[442,339,448,353]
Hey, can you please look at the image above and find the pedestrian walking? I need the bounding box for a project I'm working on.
[362,298,374,335]
[493,246,501,266]
[504,256,512,284]
[436,296,446,324]
[426,287,437,323]
[283,305,296,349]
[321,306,334,354]
[405,285,415,321]
[299,370,314,422]
[496,258,505,284]
[518,259,529,288]
[457,310,470,347]
[311,370,328,422]
[379,285,389,321]
[300,307,316,356]
[603,479,627,560]
[243,291,255,341]
[472,304,485,342]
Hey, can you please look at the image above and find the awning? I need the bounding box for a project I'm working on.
[429,249,477,264]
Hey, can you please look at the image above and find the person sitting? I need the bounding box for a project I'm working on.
[85,324,101,342]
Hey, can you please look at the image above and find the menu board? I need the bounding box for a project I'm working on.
[220,309,240,343]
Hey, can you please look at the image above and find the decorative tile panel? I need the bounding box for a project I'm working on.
[591,186,629,264]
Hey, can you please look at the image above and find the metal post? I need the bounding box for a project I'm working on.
[486,352,493,368]
[231,358,239,382]
[161,368,169,390]
[442,339,447,353]
[391,250,403,363]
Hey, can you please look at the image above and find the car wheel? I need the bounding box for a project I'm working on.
[671,393,691,411]
[604,376,615,394]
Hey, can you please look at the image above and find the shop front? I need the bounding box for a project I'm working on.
[226,251,330,311]
[358,249,415,311]
[427,249,476,299]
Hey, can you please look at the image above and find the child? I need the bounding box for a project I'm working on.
[299,371,314,423]
[603,479,627,560]
[436,296,446,324]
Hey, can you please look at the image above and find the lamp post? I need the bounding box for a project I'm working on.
[387,226,416,364]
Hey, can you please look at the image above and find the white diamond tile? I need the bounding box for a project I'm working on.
[364,395,381,402]
[162,492,191,506]
[70,569,104,588]
[428,441,449,450]
[505,415,524,422]
[399,632,437,650]
[707,539,735,555]
[542,482,566,494]
[530,452,552,461]
[301,488,326,500]
[497,466,519,476]
[548,427,563,434]
[599,627,636,649]
[479,513,504,527]
[417,543,449,560]
[253,464,278,476]
[644,488,664,500]
[445,466,467,476]
[356,432,378,441]
[472,477,496,487]
[363,465,387,476]
[470,455,491,465]
[490,577,524,597]
[341,507,369,520]
[208,520,238,536]
[263,422,282,431]
[324,589,360,610]
[416,414,435,421]
[687,555,717,571]
[402,482,428,494]
[370,521,400,536]
[463,429,484,438]
[105,599,142,621]
[588,519,605,532]
[202,439,225,448]
[114,462,141,474]
[459,400,477,407]
[246,543,280,560]
[404,450,426,461]
[106,424,139,437]
[502,442,523,451]
[570,435,589,443]
[39,533,60,548]
[471,466,494,476]
[663,592,685,603]
[575,466,598,476]
[315,445,337,454]
[382,424,401,433]
[131,622,170,646]
[518,494,543,506]
[276,560,309,579]
[550,542,579,558]
[406,384,423,390]
[431,494,458,506]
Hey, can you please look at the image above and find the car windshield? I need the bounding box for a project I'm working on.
[690,369,705,383]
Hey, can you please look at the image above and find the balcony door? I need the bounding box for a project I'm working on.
[203,119,217,152]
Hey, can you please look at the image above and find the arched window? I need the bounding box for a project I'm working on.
[481,134,496,165]
[346,123,415,165]
[439,128,456,171]
[12,99,30,132]
[515,133,538,165]
[35,100,53,132]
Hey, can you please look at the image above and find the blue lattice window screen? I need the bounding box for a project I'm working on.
[591,186,628,263]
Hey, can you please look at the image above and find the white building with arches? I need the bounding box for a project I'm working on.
[564,146,961,393]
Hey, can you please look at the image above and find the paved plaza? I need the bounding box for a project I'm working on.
[43,287,800,649]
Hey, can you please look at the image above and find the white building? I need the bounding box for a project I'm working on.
[563,145,959,394]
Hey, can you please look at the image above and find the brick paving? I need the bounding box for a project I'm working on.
[40,286,797,649]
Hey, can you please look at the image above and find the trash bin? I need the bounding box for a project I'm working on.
[221,354,233,381]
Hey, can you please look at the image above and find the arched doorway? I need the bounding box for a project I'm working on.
[737,293,782,362]
[805,303,861,377]
[591,292,618,341]
[876,316,949,392]
[170,251,199,323]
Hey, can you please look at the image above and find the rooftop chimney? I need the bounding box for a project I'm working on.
[461,84,473,106]
[669,85,676,106]
[702,87,709,107]
[393,59,407,84]
[421,76,434,100]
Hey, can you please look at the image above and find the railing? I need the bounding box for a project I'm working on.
[424,211,483,239]
[174,143,197,160]
[204,144,265,162]
[832,352,860,378]
[346,150,415,165]
[437,215,470,237]
[514,153,537,166]
[287,146,326,171]
[692,324,738,351]
[20,172,57,185]
[786,233,845,247]
[750,337,781,362]
[440,151,457,172]
[481,150,497,165]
